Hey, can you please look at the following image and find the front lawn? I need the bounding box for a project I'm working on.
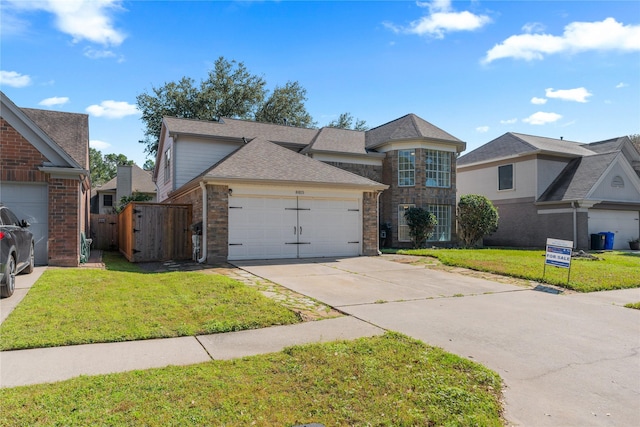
[398,249,640,292]
[0,255,299,351]
[0,333,504,426]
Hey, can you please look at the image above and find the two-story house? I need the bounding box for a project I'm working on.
[457,133,640,250]
[91,164,157,214]
[153,113,465,262]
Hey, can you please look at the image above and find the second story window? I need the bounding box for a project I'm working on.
[498,164,513,190]
[398,150,415,186]
[164,148,171,184]
[425,150,451,188]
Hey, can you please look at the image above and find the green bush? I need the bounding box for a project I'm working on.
[457,194,499,247]
[404,207,437,249]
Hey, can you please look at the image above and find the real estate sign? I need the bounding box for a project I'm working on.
[545,238,573,269]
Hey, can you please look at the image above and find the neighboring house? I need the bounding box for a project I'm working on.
[457,132,640,250]
[153,113,464,262]
[0,91,90,266]
[91,164,157,214]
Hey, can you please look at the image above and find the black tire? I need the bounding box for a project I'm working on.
[23,242,35,275]
[1,255,16,298]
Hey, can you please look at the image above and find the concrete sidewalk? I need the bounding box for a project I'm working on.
[1,316,384,388]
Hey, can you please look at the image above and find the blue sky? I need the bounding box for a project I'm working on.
[2,0,639,167]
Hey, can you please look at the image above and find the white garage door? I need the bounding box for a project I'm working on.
[228,196,361,260]
[588,209,640,250]
[0,182,48,265]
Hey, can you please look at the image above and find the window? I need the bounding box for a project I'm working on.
[398,150,415,186]
[398,204,415,242]
[426,205,451,242]
[498,164,513,190]
[103,194,113,207]
[425,150,451,188]
[164,148,171,184]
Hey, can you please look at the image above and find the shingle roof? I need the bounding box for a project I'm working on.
[458,132,593,166]
[303,127,368,155]
[22,108,89,169]
[365,114,464,149]
[164,116,317,147]
[202,138,386,189]
[538,152,619,202]
[98,164,156,193]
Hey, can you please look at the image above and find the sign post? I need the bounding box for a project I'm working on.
[544,238,573,283]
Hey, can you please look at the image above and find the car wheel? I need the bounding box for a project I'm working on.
[1,255,16,298]
[23,242,35,275]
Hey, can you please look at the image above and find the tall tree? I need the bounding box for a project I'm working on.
[255,81,315,128]
[137,57,305,157]
[326,112,368,131]
[629,134,640,153]
[89,148,133,188]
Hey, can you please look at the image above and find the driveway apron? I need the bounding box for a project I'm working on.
[233,256,640,427]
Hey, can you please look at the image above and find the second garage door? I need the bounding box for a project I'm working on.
[228,196,361,260]
[588,209,640,250]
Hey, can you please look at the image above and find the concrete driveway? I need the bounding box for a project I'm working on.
[233,256,640,427]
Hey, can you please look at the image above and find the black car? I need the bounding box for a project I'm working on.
[0,204,35,298]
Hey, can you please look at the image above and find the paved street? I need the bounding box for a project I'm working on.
[234,256,640,427]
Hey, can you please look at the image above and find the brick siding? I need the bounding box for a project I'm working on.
[362,191,380,255]
[380,149,458,248]
[169,184,228,264]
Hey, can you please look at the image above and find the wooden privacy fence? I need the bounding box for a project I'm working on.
[118,203,192,263]
[90,214,118,250]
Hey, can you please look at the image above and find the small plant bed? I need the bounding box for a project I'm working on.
[624,302,640,310]
[0,255,300,351]
[397,248,640,292]
[0,333,504,426]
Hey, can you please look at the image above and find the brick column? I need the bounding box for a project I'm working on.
[205,184,229,263]
[49,178,80,266]
[362,191,381,256]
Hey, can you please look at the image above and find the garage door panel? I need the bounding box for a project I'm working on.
[229,196,362,260]
[588,210,639,250]
[0,183,48,265]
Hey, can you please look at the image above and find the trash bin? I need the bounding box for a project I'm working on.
[599,232,615,250]
[591,233,605,250]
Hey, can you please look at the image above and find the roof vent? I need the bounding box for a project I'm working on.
[242,137,248,144]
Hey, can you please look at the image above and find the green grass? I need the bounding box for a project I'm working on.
[624,302,640,310]
[0,255,299,351]
[0,333,504,426]
[398,248,640,292]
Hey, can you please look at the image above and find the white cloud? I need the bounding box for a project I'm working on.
[531,97,547,105]
[83,47,116,59]
[7,0,126,46]
[500,118,518,125]
[385,0,491,39]
[483,17,640,63]
[523,112,562,125]
[615,82,628,89]
[545,87,592,103]
[38,96,70,107]
[522,22,545,34]
[90,139,111,150]
[86,100,139,118]
[0,70,32,87]
[476,126,490,133]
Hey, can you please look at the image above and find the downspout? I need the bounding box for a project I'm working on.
[376,190,382,255]
[198,182,208,263]
[571,201,577,249]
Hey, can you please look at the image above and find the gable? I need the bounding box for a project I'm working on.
[1,92,83,170]
[589,155,640,202]
[538,152,640,203]
[202,138,387,190]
